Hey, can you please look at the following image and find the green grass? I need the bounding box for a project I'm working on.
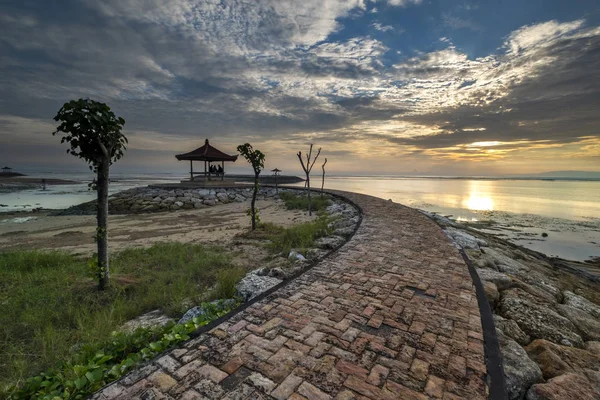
[257,217,332,256]
[279,191,331,212]
[0,243,244,396]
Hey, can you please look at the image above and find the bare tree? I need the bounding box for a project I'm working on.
[321,158,328,198]
[297,144,321,216]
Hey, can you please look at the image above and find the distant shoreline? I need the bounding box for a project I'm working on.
[0,176,77,193]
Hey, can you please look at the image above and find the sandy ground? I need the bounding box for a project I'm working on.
[0,199,315,256]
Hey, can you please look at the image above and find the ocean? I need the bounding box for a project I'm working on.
[1,172,599,262]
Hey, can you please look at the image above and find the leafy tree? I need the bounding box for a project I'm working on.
[297,144,321,216]
[321,157,328,198]
[237,143,265,230]
[53,99,127,290]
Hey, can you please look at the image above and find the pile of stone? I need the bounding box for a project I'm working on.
[233,196,361,301]
[439,223,600,400]
[55,186,280,215]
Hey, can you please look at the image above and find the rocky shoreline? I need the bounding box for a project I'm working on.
[53,186,286,215]
[426,212,600,400]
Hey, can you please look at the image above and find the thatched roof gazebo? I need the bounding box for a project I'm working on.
[175,139,238,181]
[2,166,12,172]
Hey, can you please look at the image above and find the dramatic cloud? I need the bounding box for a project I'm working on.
[0,0,599,174]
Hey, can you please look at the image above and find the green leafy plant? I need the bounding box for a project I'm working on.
[53,99,127,290]
[10,299,237,399]
[237,143,265,230]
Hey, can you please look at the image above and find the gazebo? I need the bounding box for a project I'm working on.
[175,139,238,181]
[2,166,12,173]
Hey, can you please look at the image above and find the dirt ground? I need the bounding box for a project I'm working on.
[0,199,315,256]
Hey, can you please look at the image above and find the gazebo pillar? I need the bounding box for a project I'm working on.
[190,160,194,181]
[204,161,207,181]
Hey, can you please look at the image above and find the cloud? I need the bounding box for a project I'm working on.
[442,13,482,31]
[0,0,599,174]
[371,22,396,32]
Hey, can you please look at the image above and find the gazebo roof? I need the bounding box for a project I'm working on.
[2,166,11,170]
[175,139,238,162]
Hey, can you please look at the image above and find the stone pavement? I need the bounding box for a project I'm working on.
[92,191,487,399]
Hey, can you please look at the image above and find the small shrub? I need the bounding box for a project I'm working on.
[279,191,330,212]
[265,216,332,255]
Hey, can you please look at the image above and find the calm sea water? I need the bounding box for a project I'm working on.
[2,173,599,261]
[293,177,600,262]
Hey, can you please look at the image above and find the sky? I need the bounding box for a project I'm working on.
[0,0,599,176]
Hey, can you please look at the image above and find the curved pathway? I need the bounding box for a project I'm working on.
[92,191,487,399]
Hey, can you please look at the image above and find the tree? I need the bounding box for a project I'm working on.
[53,99,127,290]
[297,144,321,216]
[321,158,328,198]
[237,143,265,230]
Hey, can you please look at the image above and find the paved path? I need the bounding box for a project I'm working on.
[92,192,487,399]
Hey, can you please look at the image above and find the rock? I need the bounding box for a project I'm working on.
[306,248,328,260]
[476,268,513,291]
[203,199,216,206]
[484,248,530,274]
[500,289,584,347]
[557,304,600,341]
[494,314,531,346]
[420,211,456,227]
[585,341,600,353]
[314,235,346,250]
[333,226,355,237]
[236,271,282,302]
[178,299,237,324]
[484,281,499,307]
[525,339,600,380]
[563,291,600,319]
[288,250,306,261]
[268,267,287,279]
[121,310,174,332]
[332,218,354,230]
[513,280,558,304]
[163,196,176,203]
[444,227,487,249]
[526,373,600,400]
[497,330,543,400]
[174,201,184,207]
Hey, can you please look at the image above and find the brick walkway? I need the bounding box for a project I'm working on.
[92,191,487,400]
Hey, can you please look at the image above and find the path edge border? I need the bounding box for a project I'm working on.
[424,215,508,400]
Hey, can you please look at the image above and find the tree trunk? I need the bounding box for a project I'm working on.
[307,175,312,216]
[251,172,259,230]
[321,169,325,198]
[97,160,110,290]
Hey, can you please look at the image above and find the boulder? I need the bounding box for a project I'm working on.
[333,226,355,237]
[203,199,216,206]
[525,339,600,380]
[444,227,487,249]
[178,299,237,324]
[526,373,600,400]
[500,289,584,347]
[484,281,499,307]
[563,291,600,319]
[557,304,600,341]
[497,330,543,400]
[288,250,306,261]
[121,310,173,332]
[484,248,530,274]
[314,235,346,250]
[236,271,282,302]
[476,268,513,291]
[306,248,328,260]
[494,315,531,346]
